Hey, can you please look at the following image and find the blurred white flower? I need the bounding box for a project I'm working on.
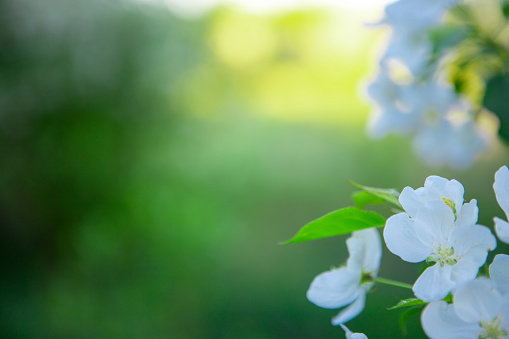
[421,278,509,339]
[413,118,487,170]
[340,324,368,339]
[306,228,381,325]
[494,166,509,244]
[380,31,432,76]
[384,199,496,302]
[365,70,420,138]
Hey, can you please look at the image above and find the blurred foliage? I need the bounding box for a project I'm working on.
[0,0,508,338]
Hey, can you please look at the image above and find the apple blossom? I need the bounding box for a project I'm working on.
[421,278,509,339]
[384,200,496,302]
[306,228,381,325]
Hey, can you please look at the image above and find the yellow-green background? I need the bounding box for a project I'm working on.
[1,0,508,338]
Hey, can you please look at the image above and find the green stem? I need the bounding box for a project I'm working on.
[373,276,413,290]
[485,262,490,278]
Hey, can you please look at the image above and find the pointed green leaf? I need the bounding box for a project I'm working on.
[347,179,402,209]
[352,191,387,209]
[387,298,426,310]
[398,306,425,336]
[282,207,385,244]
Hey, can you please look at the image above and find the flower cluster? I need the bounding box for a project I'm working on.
[303,166,509,338]
[365,0,488,169]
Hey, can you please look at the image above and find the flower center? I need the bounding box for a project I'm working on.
[427,245,457,267]
[360,270,375,287]
[480,314,508,339]
[441,197,457,220]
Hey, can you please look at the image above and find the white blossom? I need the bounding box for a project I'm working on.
[306,228,381,325]
[493,166,509,244]
[414,118,487,170]
[421,278,509,339]
[384,199,496,302]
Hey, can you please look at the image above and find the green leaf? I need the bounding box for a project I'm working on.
[352,191,387,209]
[282,207,385,244]
[387,298,426,310]
[483,74,509,141]
[347,179,402,209]
[399,306,425,336]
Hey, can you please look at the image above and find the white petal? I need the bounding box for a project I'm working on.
[424,176,449,198]
[456,199,478,226]
[454,278,501,324]
[494,217,509,244]
[413,264,455,302]
[494,166,509,219]
[421,301,480,339]
[413,200,455,244]
[450,247,487,285]
[490,254,509,295]
[350,228,381,274]
[331,292,366,325]
[398,186,422,218]
[383,213,429,263]
[444,179,465,213]
[307,268,362,309]
[452,224,496,257]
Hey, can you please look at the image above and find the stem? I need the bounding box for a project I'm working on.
[373,276,413,290]
[485,262,490,279]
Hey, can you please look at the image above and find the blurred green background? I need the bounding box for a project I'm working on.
[1,0,508,338]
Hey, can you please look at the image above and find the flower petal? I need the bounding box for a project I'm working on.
[494,217,509,244]
[399,186,422,218]
[452,224,496,258]
[307,267,362,309]
[383,212,429,263]
[413,264,455,302]
[348,228,381,274]
[454,278,501,324]
[331,292,366,325]
[450,247,487,285]
[421,301,480,339]
[489,254,509,296]
[413,200,455,245]
[494,166,509,219]
[456,199,478,226]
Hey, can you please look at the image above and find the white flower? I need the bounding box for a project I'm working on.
[490,254,509,296]
[340,324,368,339]
[493,166,509,244]
[384,199,496,302]
[413,118,487,170]
[380,31,433,76]
[421,278,509,339]
[306,228,382,325]
[398,175,476,224]
[365,70,420,139]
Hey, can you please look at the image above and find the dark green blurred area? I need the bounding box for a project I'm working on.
[1,0,508,338]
